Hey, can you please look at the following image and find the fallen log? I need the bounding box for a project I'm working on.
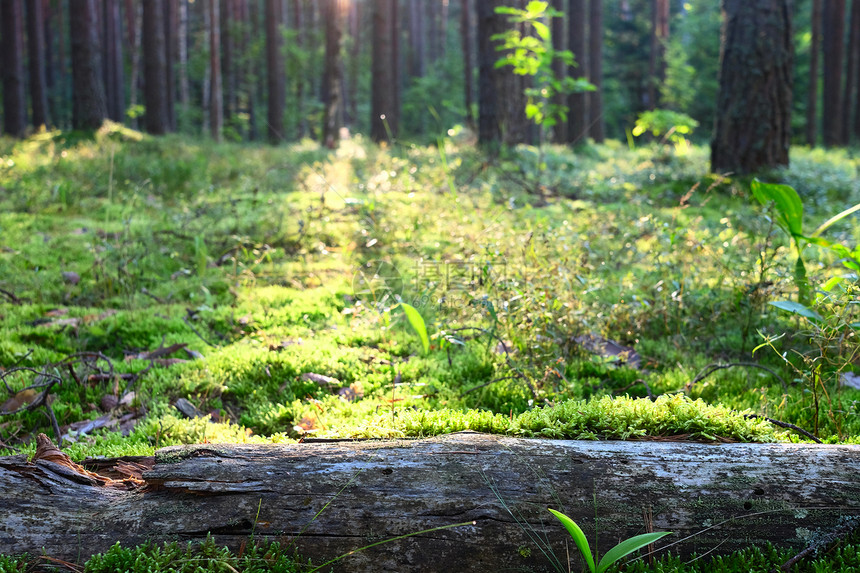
[1,432,859,572]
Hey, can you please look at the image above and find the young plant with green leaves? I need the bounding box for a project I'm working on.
[548,508,672,573]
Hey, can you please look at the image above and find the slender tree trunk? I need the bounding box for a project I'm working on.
[265,0,285,143]
[57,0,71,127]
[69,0,107,130]
[102,0,124,122]
[440,0,449,60]
[843,0,860,143]
[822,0,845,146]
[143,0,169,134]
[588,0,605,142]
[44,0,58,126]
[1,0,27,137]
[551,0,567,142]
[426,0,439,65]
[808,0,822,145]
[179,0,190,124]
[248,0,260,140]
[202,0,211,133]
[126,0,143,127]
[477,0,501,146]
[461,0,475,129]
[322,0,345,148]
[371,0,397,142]
[291,0,306,138]
[221,0,234,129]
[27,0,50,129]
[391,0,401,137]
[711,0,793,173]
[346,0,360,128]
[648,0,670,109]
[409,0,425,78]
[165,0,177,131]
[567,0,588,145]
[209,0,223,141]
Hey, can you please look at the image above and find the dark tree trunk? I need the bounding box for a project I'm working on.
[426,0,439,65]
[346,0,360,128]
[69,0,107,130]
[461,0,475,129]
[2,434,859,572]
[322,0,345,148]
[102,0,124,123]
[143,0,169,134]
[588,0,605,142]
[567,0,588,145]
[44,0,58,126]
[165,0,177,131]
[409,0,425,78]
[265,0,285,143]
[209,0,223,141]
[221,0,234,128]
[476,0,501,146]
[844,0,860,143]
[371,0,397,142]
[179,0,190,119]
[290,0,307,138]
[26,0,50,129]
[440,0,449,60]
[125,0,142,127]
[648,0,670,109]
[711,0,793,173]
[822,0,845,146]
[809,0,822,145]
[551,0,567,142]
[1,0,27,137]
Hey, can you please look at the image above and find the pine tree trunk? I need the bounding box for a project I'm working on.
[461,0,475,129]
[209,0,223,141]
[322,0,345,148]
[143,0,169,134]
[844,0,860,143]
[409,0,425,78]
[476,0,501,146]
[165,0,177,132]
[221,0,234,130]
[551,0,567,142]
[69,0,107,130]
[291,0,307,138]
[371,0,397,142]
[102,0,124,123]
[265,0,285,143]
[648,0,670,109]
[179,0,190,123]
[588,0,605,142]
[26,0,50,128]
[346,0,360,128]
[823,0,845,146]
[567,0,588,145]
[1,0,27,137]
[44,0,58,126]
[808,0,822,145]
[126,0,143,128]
[711,0,793,173]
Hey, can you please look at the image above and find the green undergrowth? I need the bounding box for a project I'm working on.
[0,128,858,462]
[3,534,860,573]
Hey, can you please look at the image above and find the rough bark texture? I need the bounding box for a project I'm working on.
[809,0,822,145]
[711,0,793,174]
[2,433,859,572]
[371,0,397,143]
[143,0,169,134]
[69,0,107,130]
[102,0,124,123]
[648,0,670,110]
[567,0,588,144]
[1,0,27,137]
[588,0,605,142]
[476,0,501,146]
[265,0,284,143]
[322,0,345,148]
[823,0,845,147]
[27,0,50,128]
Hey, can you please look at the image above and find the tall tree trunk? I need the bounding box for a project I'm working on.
[409,0,425,78]
[567,0,588,145]
[248,0,260,140]
[461,0,475,129]
[711,0,793,173]
[44,0,58,126]
[588,0,605,142]
[291,0,306,138]
[179,0,190,124]
[57,0,71,127]
[648,0,670,109]
[822,0,845,146]
[440,0,449,60]
[221,0,234,129]
[202,0,211,133]
[322,0,345,148]
[476,0,501,146]
[391,0,401,137]
[27,0,50,129]
[808,0,822,145]
[209,0,223,141]
[426,0,439,65]
[371,0,397,142]
[551,0,567,142]
[265,0,285,143]
[843,0,860,143]
[126,0,143,127]
[69,0,107,130]
[1,0,27,137]
[346,0,360,128]
[102,0,124,123]
[165,0,177,131]
[143,0,169,134]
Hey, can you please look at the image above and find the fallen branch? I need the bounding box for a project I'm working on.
[685,362,787,392]
[744,414,823,444]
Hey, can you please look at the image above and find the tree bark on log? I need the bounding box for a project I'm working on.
[1,432,859,572]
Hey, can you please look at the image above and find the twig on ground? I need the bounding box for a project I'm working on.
[140,287,166,304]
[183,315,219,348]
[614,378,656,400]
[771,517,860,572]
[0,287,25,304]
[685,362,787,392]
[744,414,823,444]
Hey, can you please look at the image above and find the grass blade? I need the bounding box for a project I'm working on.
[547,508,595,573]
[595,532,672,573]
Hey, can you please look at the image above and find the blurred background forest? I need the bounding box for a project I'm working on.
[0,0,848,150]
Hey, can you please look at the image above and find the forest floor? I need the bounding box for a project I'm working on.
[1,125,859,570]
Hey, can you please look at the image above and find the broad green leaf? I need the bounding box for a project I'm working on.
[811,202,860,237]
[525,1,550,14]
[769,300,823,322]
[533,21,551,41]
[750,179,804,238]
[596,532,673,573]
[548,509,595,573]
[794,256,811,306]
[400,303,430,354]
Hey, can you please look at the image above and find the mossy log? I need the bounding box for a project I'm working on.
[1,432,859,571]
